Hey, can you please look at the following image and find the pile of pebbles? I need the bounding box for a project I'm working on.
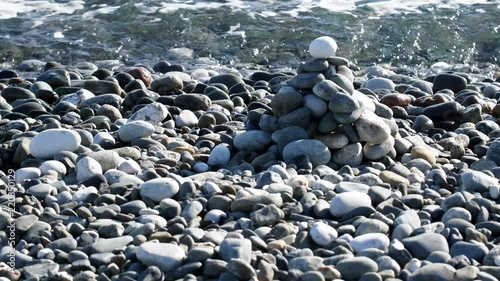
[0,36,500,281]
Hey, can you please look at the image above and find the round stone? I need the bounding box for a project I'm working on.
[407,263,455,281]
[118,120,155,142]
[402,233,449,260]
[309,36,338,59]
[336,257,378,280]
[310,222,338,247]
[355,110,391,144]
[363,77,396,91]
[207,144,231,168]
[175,110,198,128]
[283,139,331,167]
[30,129,81,159]
[332,143,363,167]
[140,178,180,203]
[233,130,271,151]
[350,233,390,253]
[330,192,372,217]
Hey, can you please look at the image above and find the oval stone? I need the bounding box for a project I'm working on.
[30,129,81,159]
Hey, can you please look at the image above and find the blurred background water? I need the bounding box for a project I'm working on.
[0,0,499,71]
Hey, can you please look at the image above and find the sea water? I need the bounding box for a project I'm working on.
[0,0,499,71]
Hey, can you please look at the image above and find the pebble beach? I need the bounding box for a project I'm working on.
[1,18,500,281]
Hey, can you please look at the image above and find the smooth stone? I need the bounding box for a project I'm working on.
[88,236,133,254]
[15,214,38,232]
[289,72,325,89]
[176,110,198,127]
[332,143,363,167]
[355,110,391,144]
[329,92,360,114]
[23,260,60,279]
[356,219,390,236]
[336,257,378,280]
[271,86,303,117]
[231,194,283,212]
[394,210,421,231]
[441,207,471,223]
[227,258,256,280]
[15,167,41,184]
[379,170,410,187]
[310,222,338,246]
[486,139,500,166]
[450,241,489,262]
[76,156,102,182]
[27,183,56,198]
[288,256,324,272]
[330,192,372,218]
[407,263,456,281]
[233,130,271,151]
[363,78,396,91]
[411,146,436,165]
[140,178,180,203]
[460,170,498,193]
[350,233,390,253]
[283,139,331,167]
[37,68,70,88]
[432,73,467,93]
[309,36,338,59]
[207,144,231,168]
[313,79,348,101]
[127,102,169,125]
[136,242,186,272]
[303,94,328,118]
[402,233,449,260]
[422,101,463,122]
[118,120,155,142]
[315,133,349,150]
[363,136,395,160]
[250,204,284,226]
[29,129,81,159]
[219,238,252,263]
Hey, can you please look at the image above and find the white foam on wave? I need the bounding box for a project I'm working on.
[154,0,249,14]
[82,5,121,20]
[0,0,84,20]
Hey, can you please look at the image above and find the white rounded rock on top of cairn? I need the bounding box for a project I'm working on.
[309,36,338,59]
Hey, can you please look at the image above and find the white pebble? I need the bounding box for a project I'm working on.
[93,132,115,146]
[15,167,41,184]
[118,159,141,175]
[309,36,338,59]
[76,156,102,182]
[39,160,67,177]
[176,110,199,128]
[310,222,338,246]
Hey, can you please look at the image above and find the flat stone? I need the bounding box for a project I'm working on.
[350,233,390,253]
[118,120,155,142]
[233,130,271,151]
[407,263,456,281]
[402,233,449,260]
[136,242,186,272]
[336,257,378,280]
[220,238,252,263]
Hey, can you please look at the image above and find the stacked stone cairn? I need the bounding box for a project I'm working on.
[237,36,399,170]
